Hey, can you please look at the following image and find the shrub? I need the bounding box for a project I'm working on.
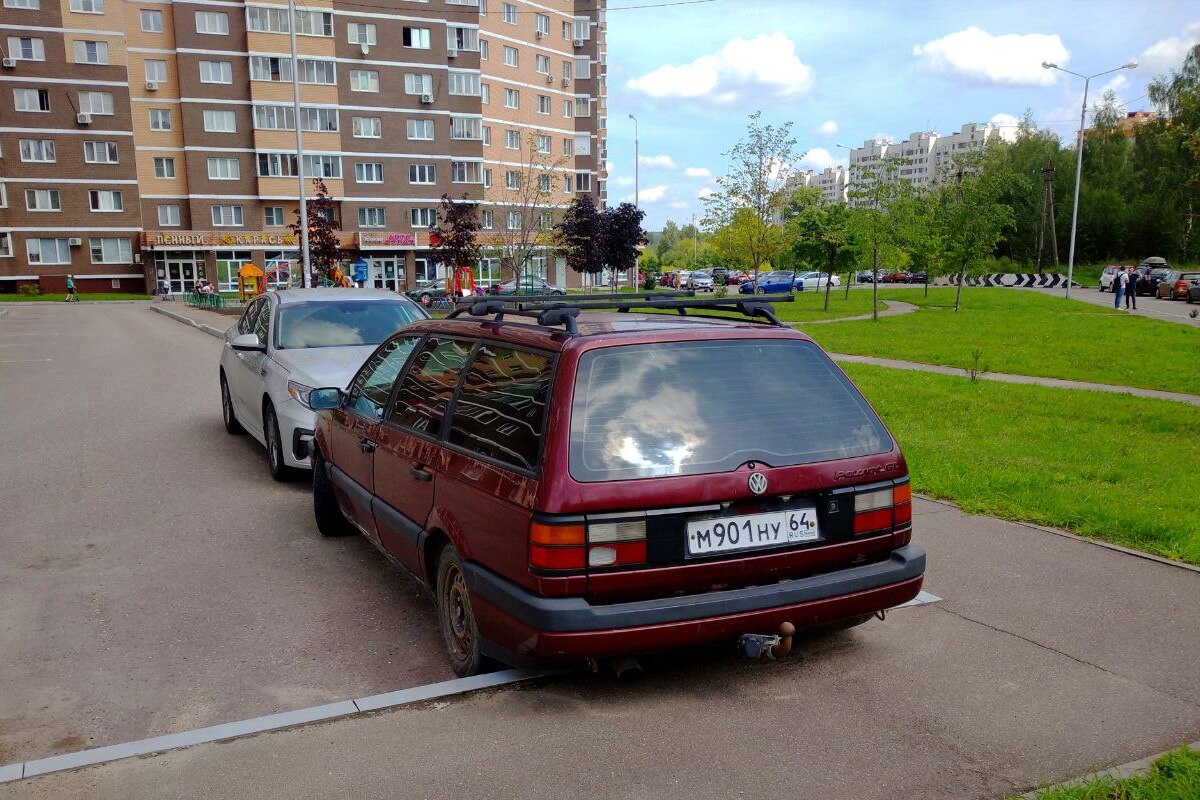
[16,284,40,296]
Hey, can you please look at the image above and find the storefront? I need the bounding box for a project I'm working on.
[142,230,356,292]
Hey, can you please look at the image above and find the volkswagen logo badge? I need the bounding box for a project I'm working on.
[748,472,768,495]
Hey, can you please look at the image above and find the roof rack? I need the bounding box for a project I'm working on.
[447,291,793,334]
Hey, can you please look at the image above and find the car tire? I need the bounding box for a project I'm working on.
[436,545,484,677]
[755,286,766,295]
[312,448,352,537]
[264,403,296,482]
[220,372,243,435]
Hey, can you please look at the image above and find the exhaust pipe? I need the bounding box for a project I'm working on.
[610,656,643,681]
[738,622,796,661]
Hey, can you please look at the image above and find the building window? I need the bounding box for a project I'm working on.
[149,109,171,130]
[563,174,573,193]
[535,54,550,74]
[537,95,551,114]
[140,9,163,31]
[199,60,233,84]
[4,0,40,8]
[294,10,333,36]
[406,119,434,140]
[502,46,518,67]
[448,72,480,96]
[0,232,11,258]
[480,209,493,229]
[145,60,167,83]
[501,3,517,24]
[78,91,114,114]
[574,56,590,79]
[447,26,478,51]
[250,56,290,82]
[535,13,549,36]
[403,27,429,48]
[203,109,237,132]
[357,207,386,228]
[302,154,342,178]
[25,189,62,211]
[14,88,50,111]
[482,126,491,145]
[352,116,381,138]
[298,107,338,132]
[479,39,489,60]
[574,96,590,117]
[348,23,376,46]
[482,168,492,188]
[536,135,551,154]
[450,117,481,140]
[6,36,45,60]
[507,210,521,230]
[576,172,592,191]
[207,157,240,180]
[264,206,284,227]
[539,212,552,230]
[563,60,573,80]
[27,238,71,264]
[88,189,123,211]
[257,153,298,177]
[153,157,175,177]
[19,138,55,162]
[451,161,482,183]
[296,59,335,84]
[212,205,244,227]
[408,164,435,184]
[562,20,571,38]
[563,137,574,156]
[562,99,573,118]
[350,69,379,92]
[504,88,519,109]
[73,40,109,65]
[89,237,132,264]
[538,174,552,192]
[157,204,180,226]
[505,170,520,189]
[404,73,433,95]
[84,141,118,164]
[410,208,437,227]
[574,18,590,40]
[246,6,289,33]
[481,83,489,103]
[195,11,229,34]
[355,162,383,183]
[69,0,103,12]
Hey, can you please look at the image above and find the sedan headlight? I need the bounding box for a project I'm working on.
[287,380,317,409]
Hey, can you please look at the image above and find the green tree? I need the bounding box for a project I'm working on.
[784,187,854,310]
[845,156,915,320]
[937,151,1017,311]
[709,207,786,275]
[656,220,682,261]
[1144,43,1200,261]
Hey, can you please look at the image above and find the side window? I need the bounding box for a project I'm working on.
[388,338,473,435]
[239,299,263,335]
[449,346,552,471]
[254,299,271,344]
[345,335,420,420]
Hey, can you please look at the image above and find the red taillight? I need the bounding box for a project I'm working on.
[853,480,912,535]
[530,544,586,570]
[529,519,649,570]
[529,522,586,570]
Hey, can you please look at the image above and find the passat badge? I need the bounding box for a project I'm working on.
[748,472,768,495]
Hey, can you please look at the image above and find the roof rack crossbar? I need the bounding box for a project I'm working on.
[445,293,794,328]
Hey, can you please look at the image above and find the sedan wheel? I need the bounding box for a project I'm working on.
[220,373,243,435]
[312,448,352,537]
[264,404,295,482]
[437,546,484,677]
[755,286,766,295]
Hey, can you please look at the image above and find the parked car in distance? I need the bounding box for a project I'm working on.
[487,276,566,296]
[908,271,928,284]
[793,271,841,291]
[658,271,678,288]
[1098,265,1125,292]
[1186,279,1200,304]
[1141,267,1172,296]
[881,271,911,284]
[1156,271,1200,300]
[219,289,428,480]
[708,267,729,285]
[687,270,716,292]
[405,279,453,307]
[726,271,749,285]
[739,271,796,294]
[856,270,877,283]
[308,294,924,675]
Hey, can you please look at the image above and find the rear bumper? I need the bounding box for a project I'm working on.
[466,544,925,659]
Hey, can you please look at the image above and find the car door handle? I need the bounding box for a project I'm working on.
[357,438,376,453]
[260,367,267,376]
[408,467,432,482]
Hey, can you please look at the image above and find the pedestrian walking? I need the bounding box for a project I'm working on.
[65,275,77,302]
[1114,267,1127,309]
[1125,267,1138,309]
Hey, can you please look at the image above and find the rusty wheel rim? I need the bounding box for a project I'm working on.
[444,563,474,663]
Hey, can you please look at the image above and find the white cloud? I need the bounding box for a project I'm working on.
[816,120,839,136]
[913,27,1069,86]
[638,154,677,169]
[989,112,1022,142]
[668,201,689,210]
[612,176,635,188]
[637,184,670,203]
[1140,21,1200,73]
[696,187,715,200]
[627,32,814,103]
[683,166,711,178]
[798,148,835,172]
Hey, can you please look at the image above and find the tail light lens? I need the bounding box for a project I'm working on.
[529,522,586,570]
[587,519,647,567]
[529,519,649,571]
[853,479,912,535]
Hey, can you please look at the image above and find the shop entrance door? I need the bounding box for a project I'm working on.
[162,254,199,293]
[369,257,400,292]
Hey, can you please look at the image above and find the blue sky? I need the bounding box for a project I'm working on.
[604,0,1200,230]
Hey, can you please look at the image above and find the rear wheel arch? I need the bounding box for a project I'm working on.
[422,529,451,588]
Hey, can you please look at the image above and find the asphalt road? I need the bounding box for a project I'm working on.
[1,302,1198,799]
[1023,284,1200,327]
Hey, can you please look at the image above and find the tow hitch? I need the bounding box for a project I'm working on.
[737,622,795,661]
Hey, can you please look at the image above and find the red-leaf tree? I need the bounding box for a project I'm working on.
[429,194,481,278]
[289,177,342,286]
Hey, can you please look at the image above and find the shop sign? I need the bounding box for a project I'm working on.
[143,231,299,248]
[359,232,418,249]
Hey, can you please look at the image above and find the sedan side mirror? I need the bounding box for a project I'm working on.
[308,387,344,411]
[230,333,266,352]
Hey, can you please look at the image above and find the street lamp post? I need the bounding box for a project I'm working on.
[1042,60,1137,299]
[628,113,639,291]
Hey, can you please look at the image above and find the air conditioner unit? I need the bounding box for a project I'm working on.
[573,39,585,48]
[561,77,570,87]
[447,48,458,58]
[544,73,554,84]
[419,93,434,104]
[535,30,545,39]
[76,112,93,125]
[1,57,15,69]
[145,80,159,91]
[68,238,82,247]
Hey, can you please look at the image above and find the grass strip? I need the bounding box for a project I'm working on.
[842,362,1200,565]
[807,288,1199,396]
[1021,745,1200,799]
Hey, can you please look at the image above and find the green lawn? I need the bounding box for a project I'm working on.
[1021,746,1200,799]
[805,287,1200,396]
[0,293,148,302]
[842,363,1200,565]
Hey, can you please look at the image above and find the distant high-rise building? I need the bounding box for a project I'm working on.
[844,123,1000,205]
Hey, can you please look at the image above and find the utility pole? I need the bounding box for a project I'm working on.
[288,0,311,288]
[1035,156,1058,274]
[628,113,639,290]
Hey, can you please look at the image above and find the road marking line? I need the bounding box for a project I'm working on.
[895,590,941,608]
[0,359,52,364]
[0,668,551,785]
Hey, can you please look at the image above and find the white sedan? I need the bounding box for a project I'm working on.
[219,288,427,480]
[793,271,842,291]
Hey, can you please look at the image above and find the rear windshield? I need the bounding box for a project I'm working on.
[275,300,422,349]
[568,339,892,482]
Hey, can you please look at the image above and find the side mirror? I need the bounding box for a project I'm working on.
[309,387,343,411]
[230,333,266,352]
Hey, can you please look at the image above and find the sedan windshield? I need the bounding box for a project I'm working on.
[275,300,422,349]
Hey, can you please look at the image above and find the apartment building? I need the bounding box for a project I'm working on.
[844,122,1000,205]
[0,0,606,294]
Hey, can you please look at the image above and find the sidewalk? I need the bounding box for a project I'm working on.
[148,302,232,339]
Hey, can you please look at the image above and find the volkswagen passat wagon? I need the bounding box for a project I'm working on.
[308,295,925,675]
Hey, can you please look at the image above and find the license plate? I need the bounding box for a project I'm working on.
[686,507,820,557]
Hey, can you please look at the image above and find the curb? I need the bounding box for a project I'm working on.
[148,304,224,339]
[1017,740,1200,797]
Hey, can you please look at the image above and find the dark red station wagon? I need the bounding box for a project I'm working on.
[308,294,925,676]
